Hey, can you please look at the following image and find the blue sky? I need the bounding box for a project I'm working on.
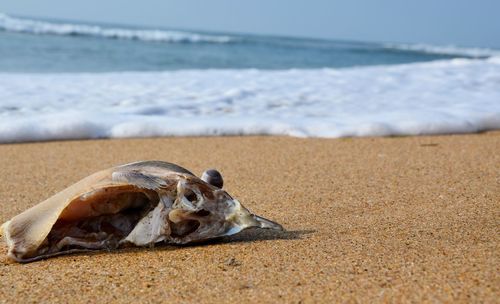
[1,0,499,48]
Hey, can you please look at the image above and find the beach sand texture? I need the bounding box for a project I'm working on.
[0,134,498,303]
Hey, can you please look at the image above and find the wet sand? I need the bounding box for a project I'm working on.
[0,133,498,303]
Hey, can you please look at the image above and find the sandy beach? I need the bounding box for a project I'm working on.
[0,133,498,303]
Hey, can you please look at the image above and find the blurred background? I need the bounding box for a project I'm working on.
[0,0,499,142]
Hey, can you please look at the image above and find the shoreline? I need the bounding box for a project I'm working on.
[0,133,498,302]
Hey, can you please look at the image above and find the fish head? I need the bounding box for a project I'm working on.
[1,162,284,262]
[166,175,283,243]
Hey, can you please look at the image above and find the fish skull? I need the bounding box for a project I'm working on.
[0,161,283,262]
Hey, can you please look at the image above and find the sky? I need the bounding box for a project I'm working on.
[1,0,499,48]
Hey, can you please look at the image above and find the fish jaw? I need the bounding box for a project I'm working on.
[223,199,284,236]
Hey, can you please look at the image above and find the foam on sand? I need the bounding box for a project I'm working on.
[0,57,499,143]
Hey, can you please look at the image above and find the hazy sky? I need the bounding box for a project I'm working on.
[1,0,499,48]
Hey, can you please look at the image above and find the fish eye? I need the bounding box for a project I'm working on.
[201,169,223,188]
[184,189,197,202]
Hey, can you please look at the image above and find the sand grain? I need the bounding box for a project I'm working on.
[0,134,498,303]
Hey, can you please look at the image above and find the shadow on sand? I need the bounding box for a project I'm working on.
[215,228,314,244]
[3,229,315,264]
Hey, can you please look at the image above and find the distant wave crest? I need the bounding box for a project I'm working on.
[384,43,500,58]
[0,13,235,43]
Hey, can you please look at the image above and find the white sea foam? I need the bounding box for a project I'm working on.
[384,43,500,58]
[0,13,233,43]
[0,58,499,143]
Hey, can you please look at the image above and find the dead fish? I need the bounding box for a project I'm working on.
[0,161,283,263]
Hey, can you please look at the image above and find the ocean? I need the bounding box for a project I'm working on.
[1,13,499,142]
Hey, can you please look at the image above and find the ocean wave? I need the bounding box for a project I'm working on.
[0,13,234,43]
[0,57,499,142]
[383,43,500,58]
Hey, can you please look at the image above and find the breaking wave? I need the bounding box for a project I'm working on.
[0,13,234,43]
[384,43,500,58]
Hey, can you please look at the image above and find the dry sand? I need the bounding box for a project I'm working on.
[0,133,498,303]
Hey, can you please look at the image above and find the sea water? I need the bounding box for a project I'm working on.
[0,13,499,142]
